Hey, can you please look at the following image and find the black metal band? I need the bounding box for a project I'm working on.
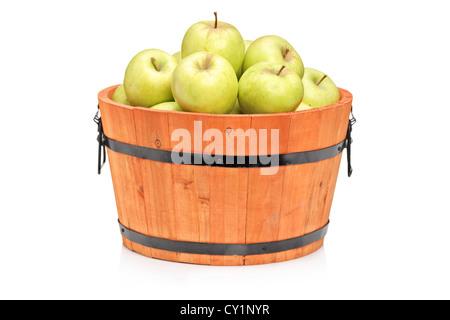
[103,135,346,168]
[118,220,329,256]
[94,105,355,175]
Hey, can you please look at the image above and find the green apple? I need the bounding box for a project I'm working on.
[171,51,238,114]
[238,62,304,114]
[150,101,183,111]
[123,49,178,107]
[181,12,245,74]
[172,51,181,62]
[236,40,253,79]
[295,101,313,111]
[244,40,253,50]
[228,99,241,114]
[112,84,131,105]
[245,40,253,48]
[243,35,304,78]
[302,67,341,108]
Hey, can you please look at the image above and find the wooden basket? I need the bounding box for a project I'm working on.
[97,84,353,265]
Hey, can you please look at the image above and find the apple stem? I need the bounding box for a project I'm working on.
[277,65,286,76]
[283,47,290,58]
[316,74,328,86]
[151,57,159,71]
[214,12,218,28]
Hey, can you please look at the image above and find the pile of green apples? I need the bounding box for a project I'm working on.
[112,13,341,114]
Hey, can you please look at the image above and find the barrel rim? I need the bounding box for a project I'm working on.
[98,84,353,117]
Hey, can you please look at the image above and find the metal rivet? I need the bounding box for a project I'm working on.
[121,228,125,233]
[262,246,267,251]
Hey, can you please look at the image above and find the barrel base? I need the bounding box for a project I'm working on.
[122,236,324,266]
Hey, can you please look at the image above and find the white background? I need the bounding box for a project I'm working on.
[1,0,449,300]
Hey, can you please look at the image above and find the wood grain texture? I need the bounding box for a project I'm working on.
[98,85,353,265]
[132,107,178,262]
[243,113,290,265]
[99,87,150,258]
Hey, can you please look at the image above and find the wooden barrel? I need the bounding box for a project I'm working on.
[97,84,353,265]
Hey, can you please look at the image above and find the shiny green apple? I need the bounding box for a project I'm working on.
[172,51,181,62]
[181,12,245,74]
[236,40,253,79]
[244,40,253,50]
[228,99,241,114]
[302,67,340,108]
[238,62,304,114]
[295,101,313,111]
[171,51,238,114]
[112,84,131,105]
[243,35,304,78]
[150,101,183,111]
[123,49,178,107]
